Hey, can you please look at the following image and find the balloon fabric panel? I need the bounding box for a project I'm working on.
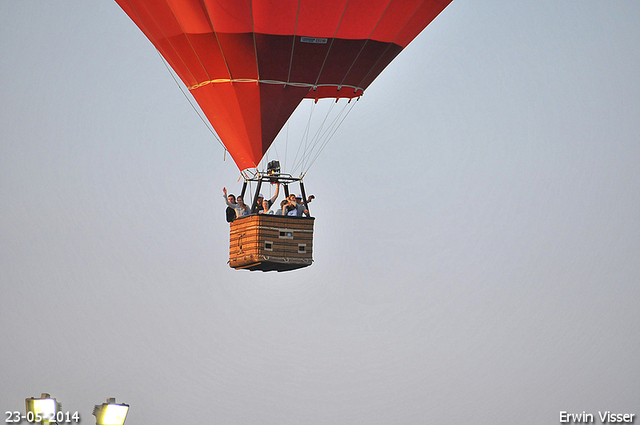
[114,0,453,170]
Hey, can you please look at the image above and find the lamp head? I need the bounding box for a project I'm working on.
[25,394,60,424]
[93,399,129,425]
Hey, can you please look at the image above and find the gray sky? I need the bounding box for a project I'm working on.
[1,1,639,424]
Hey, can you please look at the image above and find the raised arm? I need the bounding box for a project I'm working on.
[269,183,280,204]
[223,187,234,208]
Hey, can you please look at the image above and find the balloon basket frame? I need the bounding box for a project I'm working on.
[238,171,311,213]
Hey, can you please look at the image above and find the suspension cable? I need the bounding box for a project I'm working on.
[263,96,358,177]
[291,98,353,175]
[156,51,227,153]
[303,97,359,173]
[288,100,316,175]
[300,99,340,172]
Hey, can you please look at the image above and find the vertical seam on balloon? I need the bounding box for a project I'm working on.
[286,0,301,85]
[162,0,214,83]
[198,0,234,80]
[249,1,260,81]
[337,0,395,92]
[313,0,351,90]
[249,0,263,169]
[123,0,201,86]
[355,0,430,91]
[197,0,246,166]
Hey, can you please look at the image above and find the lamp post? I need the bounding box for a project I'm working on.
[93,398,129,425]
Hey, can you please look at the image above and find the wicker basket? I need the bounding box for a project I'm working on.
[229,214,315,272]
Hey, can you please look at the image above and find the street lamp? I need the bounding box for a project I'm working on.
[93,398,129,425]
[25,394,61,424]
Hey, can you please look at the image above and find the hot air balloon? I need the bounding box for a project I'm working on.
[114,0,453,271]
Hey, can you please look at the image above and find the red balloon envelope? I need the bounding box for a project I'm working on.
[115,0,453,171]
